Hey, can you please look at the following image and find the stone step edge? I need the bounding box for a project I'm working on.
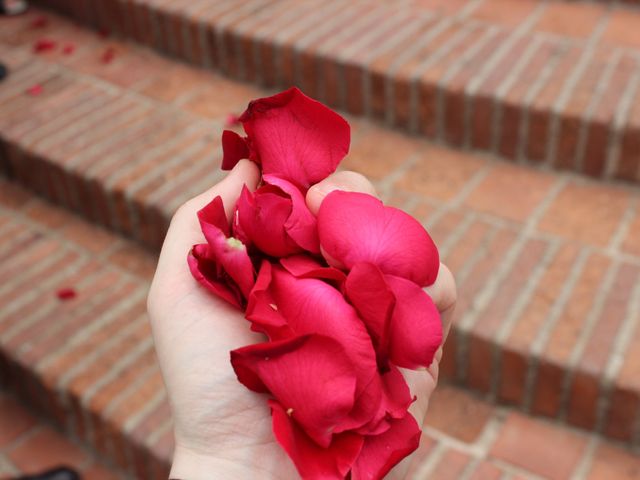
[33,0,640,185]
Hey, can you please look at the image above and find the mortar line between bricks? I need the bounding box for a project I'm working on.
[85,336,156,409]
[490,240,562,400]
[436,26,501,141]
[213,0,271,75]
[490,36,544,154]
[0,453,19,477]
[0,244,69,298]
[436,213,476,263]
[384,0,483,126]
[570,435,599,480]
[193,0,240,70]
[376,151,422,199]
[516,41,569,164]
[147,416,173,446]
[544,14,611,169]
[1,258,97,341]
[490,459,547,480]
[457,178,567,383]
[558,259,621,422]
[228,1,295,81]
[605,61,640,180]
[596,274,640,435]
[522,248,591,412]
[573,50,623,174]
[123,386,167,433]
[462,1,547,148]
[362,13,435,118]
[57,313,149,389]
[608,197,639,259]
[316,5,392,105]
[36,287,148,371]
[410,439,447,478]
[408,24,478,134]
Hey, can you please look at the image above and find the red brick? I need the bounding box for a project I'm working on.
[426,385,493,442]
[82,464,123,480]
[468,460,504,480]
[468,238,548,392]
[587,442,640,479]
[538,181,631,247]
[470,0,538,28]
[428,448,472,479]
[605,387,639,442]
[7,427,88,474]
[442,219,492,274]
[622,212,640,258]
[617,92,640,181]
[397,145,486,201]
[498,40,557,159]
[567,264,640,429]
[0,395,37,448]
[534,3,606,39]
[500,243,580,405]
[464,163,557,222]
[490,412,587,480]
[602,8,640,49]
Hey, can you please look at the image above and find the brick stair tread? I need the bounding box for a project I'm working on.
[0,181,171,479]
[1,8,640,450]
[0,390,128,480]
[20,0,640,184]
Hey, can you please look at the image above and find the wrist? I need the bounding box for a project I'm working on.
[171,447,260,480]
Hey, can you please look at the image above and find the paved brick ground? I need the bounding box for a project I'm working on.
[1,9,640,450]
[0,391,126,480]
[25,0,640,183]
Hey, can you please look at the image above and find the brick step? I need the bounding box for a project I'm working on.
[24,0,640,184]
[0,390,128,479]
[0,181,171,479]
[1,8,640,451]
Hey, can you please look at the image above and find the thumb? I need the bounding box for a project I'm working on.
[306,171,377,215]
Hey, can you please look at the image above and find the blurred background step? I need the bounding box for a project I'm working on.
[0,390,128,480]
[15,0,640,184]
[1,9,640,451]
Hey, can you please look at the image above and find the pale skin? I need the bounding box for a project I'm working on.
[148,160,457,479]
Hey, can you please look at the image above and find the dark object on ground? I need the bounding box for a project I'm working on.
[0,0,28,16]
[0,63,7,81]
[15,467,82,480]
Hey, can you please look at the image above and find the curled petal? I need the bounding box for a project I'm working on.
[231,334,357,447]
[279,255,346,286]
[188,246,243,308]
[317,191,439,286]
[270,400,363,480]
[246,260,293,339]
[385,275,443,369]
[239,87,350,189]
[351,414,421,480]
[221,130,251,171]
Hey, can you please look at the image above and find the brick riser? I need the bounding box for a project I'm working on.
[0,354,170,479]
[34,0,640,185]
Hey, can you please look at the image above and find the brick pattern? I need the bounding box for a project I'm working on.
[411,384,640,480]
[1,5,640,458]
[0,182,170,478]
[0,391,126,479]
[22,0,640,184]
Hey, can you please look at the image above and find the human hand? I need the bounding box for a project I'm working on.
[147,160,457,479]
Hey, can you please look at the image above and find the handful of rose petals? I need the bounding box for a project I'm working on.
[188,87,442,480]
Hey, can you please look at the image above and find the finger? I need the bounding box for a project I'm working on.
[306,170,377,215]
[425,262,456,340]
[163,159,260,254]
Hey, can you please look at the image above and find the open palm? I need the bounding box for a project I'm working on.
[147,160,456,479]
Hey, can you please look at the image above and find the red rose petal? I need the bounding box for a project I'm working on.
[33,38,56,53]
[26,84,43,96]
[318,191,440,286]
[351,413,421,480]
[30,16,49,29]
[270,400,363,480]
[238,87,350,189]
[385,274,443,369]
[56,287,77,300]
[101,47,116,64]
[221,130,251,171]
[231,334,358,447]
[62,43,76,55]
